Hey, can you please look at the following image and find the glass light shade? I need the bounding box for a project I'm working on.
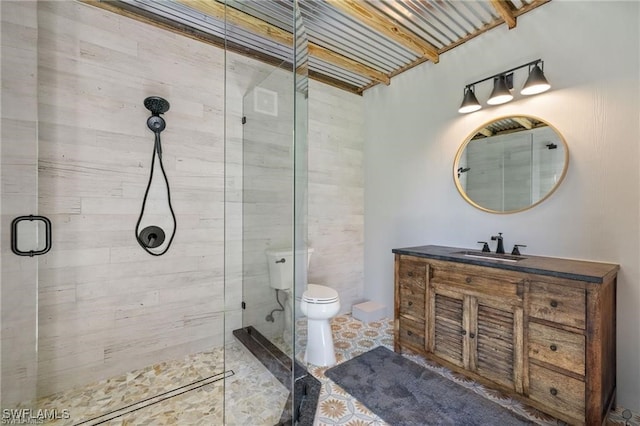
[458,87,481,113]
[487,76,513,105]
[521,64,550,95]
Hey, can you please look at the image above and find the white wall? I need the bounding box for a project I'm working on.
[363,1,640,411]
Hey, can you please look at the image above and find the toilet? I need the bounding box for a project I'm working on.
[300,284,340,366]
[265,248,340,367]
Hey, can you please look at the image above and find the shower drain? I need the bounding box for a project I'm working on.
[74,370,234,425]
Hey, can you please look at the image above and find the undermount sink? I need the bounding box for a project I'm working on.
[454,251,526,262]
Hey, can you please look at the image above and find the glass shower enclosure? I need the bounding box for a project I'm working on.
[1,0,311,424]
[224,1,313,422]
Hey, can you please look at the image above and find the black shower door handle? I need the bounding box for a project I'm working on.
[11,215,52,256]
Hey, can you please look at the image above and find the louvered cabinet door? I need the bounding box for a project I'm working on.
[473,298,524,392]
[429,289,465,367]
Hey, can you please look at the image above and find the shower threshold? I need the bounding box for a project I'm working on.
[73,370,233,426]
[233,326,320,426]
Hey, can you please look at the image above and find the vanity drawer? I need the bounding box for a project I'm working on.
[529,281,585,329]
[529,364,585,421]
[398,285,425,320]
[398,317,425,352]
[398,259,427,290]
[431,264,522,301]
[529,323,585,376]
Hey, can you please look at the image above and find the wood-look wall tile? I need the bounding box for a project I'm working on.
[0,0,365,401]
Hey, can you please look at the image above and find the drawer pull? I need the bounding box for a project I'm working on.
[407,301,413,306]
[408,272,414,277]
[550,344,557,352]
[469,332,475,339]
[549,388,558,396]
[461,330,467,336]
[407,331,413,336]
[550,300,558,308]
[465,277,472,284]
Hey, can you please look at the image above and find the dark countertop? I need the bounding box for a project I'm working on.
[392,245,619,283]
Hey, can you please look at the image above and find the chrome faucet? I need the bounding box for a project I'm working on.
[491,233,505,254]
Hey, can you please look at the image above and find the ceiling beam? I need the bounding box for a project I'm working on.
[178,0,291,45]
[307,44,389,85]
[490,0,517,29]
[324,0,439,64]
[513,117,533,129]
[177,0,389,85]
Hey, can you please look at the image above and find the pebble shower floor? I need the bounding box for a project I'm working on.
[24,315,639,425]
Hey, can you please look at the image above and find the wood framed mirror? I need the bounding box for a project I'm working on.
[454,115,569,214]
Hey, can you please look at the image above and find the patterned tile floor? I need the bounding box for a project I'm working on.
[29,343,287,425]
[24,315,639,425]
[303,315,639,426]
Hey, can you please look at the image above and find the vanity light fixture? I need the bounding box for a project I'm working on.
[459,59,550,113]
[521,62,550,95]
[458,86,482,113]
[487,75,513,105]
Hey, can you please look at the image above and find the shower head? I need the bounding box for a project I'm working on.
[144,96,170,115]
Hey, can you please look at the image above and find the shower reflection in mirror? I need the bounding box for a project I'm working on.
[454,116,568,214]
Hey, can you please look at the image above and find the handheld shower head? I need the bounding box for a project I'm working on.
[144,96,170,115]
[147,115,166,133]
[144,96,169,134]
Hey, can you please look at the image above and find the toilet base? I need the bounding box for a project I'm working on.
[304,318,336,367]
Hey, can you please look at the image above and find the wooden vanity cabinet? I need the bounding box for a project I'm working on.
[393,250,618,426]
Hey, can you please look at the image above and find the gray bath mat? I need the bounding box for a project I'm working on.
[325,346,533,426]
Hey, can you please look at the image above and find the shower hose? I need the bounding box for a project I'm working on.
[135,131,177,256]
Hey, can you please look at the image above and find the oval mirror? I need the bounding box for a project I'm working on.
[454,115,568,213]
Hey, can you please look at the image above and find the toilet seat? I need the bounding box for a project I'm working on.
[302,284,338,304]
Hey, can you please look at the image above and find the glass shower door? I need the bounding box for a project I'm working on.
[241,65,295,351]
[4,2,229,422]
[1,0,40,411]
[223,63,295,425]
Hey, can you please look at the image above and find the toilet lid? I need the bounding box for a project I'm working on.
[302,284,338,304]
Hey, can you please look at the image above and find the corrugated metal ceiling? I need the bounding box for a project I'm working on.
[88,0,551,94]
[471,116,546,139]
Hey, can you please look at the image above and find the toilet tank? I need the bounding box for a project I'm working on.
[265,248,314,290]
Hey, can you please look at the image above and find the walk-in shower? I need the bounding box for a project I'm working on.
[1,0,310,424]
